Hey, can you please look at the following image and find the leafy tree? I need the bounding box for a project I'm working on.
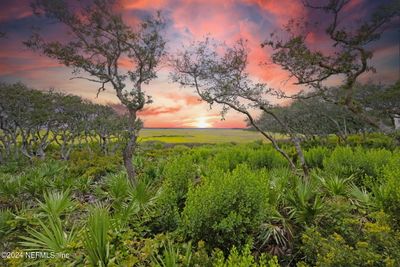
[25,0,167,185]
[263,0,400,133]
[0,83,21,161]
[51,92,87,160]
[171,39,309,176]
[353,82,400,129]
[253,92,368,142]
[91,104,126,155]
[0,82,126,162]
[0,83,55,160]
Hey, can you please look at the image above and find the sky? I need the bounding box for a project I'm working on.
[0,0,399,128]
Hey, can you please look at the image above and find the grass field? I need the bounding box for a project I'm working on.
[138,128,278,143]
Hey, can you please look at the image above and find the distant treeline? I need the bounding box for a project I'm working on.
[250,82,400,142]
[0,83,127,162]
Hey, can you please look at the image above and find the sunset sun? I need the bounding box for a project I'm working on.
[195,117,212,128]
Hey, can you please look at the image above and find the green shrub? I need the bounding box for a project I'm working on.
[305,146,330,169]
[248,147,287,170]
[23,161,67,197]
[207,146,249,171]
[373,154,400,224]
[347,133,396,149]
[19,189,77,253]
[182,164,269,250]
[301,212,400,266]
[0,173,27,204]
[104,172,131,204]
[212,244,279,267]
[323,146,356,178]
[267,167,297,207]
[323,146,392,185]
[151,155,198,232]
[69,150,121,180]
[287,179,326,226]
[0,209,13,240]
[201,145,287,173]
[162,155,198,209]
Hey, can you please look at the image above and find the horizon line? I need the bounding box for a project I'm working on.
[142,127,248,130]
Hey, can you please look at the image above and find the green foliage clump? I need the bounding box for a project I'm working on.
[247,147,287,170]
[206,146,249,171]
[300,212,400,266]
[182,164,269,250]
[2,134,400,266]
[152,155,198,232]
[19,190,77,253]
[199,144,286,173]
[0,210,13,240]
[213,244,279,267]
[84,204,111,267]
[373,154,400,224]
[0,173,27,205]
[346,133,396,149]
[287,179,326,226]
[323,146,392,183]
[69,150,121,180]
[304,146,330,169]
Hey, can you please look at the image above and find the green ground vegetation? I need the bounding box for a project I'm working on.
[138,128,276,144]
[1,133,400,266]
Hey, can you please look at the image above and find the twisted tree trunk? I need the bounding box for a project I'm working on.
[123,109,138,187]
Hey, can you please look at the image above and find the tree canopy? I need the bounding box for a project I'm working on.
[25,0,167,185]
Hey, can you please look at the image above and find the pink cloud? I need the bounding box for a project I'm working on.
[139,105,182,116]
[121,0,168,10]
[0,0,32,22]
[164,92,202,105]
[243,0,305,24]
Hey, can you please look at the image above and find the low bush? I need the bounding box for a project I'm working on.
[323,146,392,185]
[248,147,287,170]
[300,212,400,266]
[182,164,269,250]
[373,154,400,225]
[69,150,121,180]
[151,155,198,232]
[213,243,279,267]
[304,146,330,169]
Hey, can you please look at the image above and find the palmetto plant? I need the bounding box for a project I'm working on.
[256,208,294,256]
[20,215,76,252]
[111,200,140,230]
[348,183,373,208]
[38,189,75,219]
[317,174,354,197]
[152,239,192,267]
[19,189,76,252]
[109,177,160,229]
[0,209,13,240]
[287,179,326,226]
[129,180,160,214]
[24,162,66,196]
[84,203,110,267]
[267,167,296,207]
[105,172,131,204]
[0,173,27,203]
